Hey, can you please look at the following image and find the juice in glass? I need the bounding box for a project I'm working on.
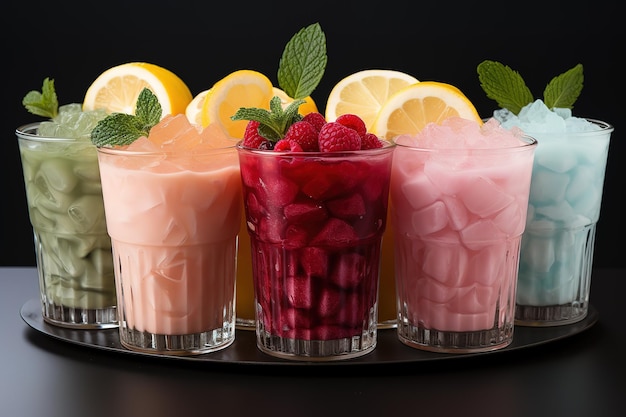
[16,116,117,329]
[494,101,614,325]
[237,142,395,361]
[97,117,240,355]
[391,117,536,353]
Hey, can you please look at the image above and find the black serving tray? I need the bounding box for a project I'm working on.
[21,298,598,367]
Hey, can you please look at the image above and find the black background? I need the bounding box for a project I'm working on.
[2,0,623,267]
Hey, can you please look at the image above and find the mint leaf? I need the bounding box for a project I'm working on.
[477,60,534,115]
[22,77,59,118]
[135,88,162,127]
[90,113,147,147]
[543,63,583,109]
[277,22,327,100]
[90,88,162,147]
[232,96,304,142]
[232,23,323,144]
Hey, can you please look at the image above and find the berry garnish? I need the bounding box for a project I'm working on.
[302,112,327,132]
[274,139,304,152]
[318,122,362,152]
[283,121,319,151]
[243,120,268,149]
[336,113,367,137]
[361,132,384,149]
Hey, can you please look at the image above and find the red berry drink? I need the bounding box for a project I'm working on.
[236,113,394,361]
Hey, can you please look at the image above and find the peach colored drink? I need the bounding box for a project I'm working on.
[390,118,536,353]
[97,117,241,355]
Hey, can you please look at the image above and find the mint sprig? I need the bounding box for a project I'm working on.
[22,77,59,119]
[231,22,327,143]
[232,96,305,142]
[477,60,583,115]
[90,88,161,147]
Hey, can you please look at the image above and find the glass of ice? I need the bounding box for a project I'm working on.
[16,121,117,329]
[97,118,240,355]
[390,118,537,353]
[495,101,614,326]
[236,141,395,361]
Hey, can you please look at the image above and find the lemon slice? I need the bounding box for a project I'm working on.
[272,87,318,115]
[371,81,482,141]
[185,89,212,126]
[325,69,419,128]
[201,70,274,137]
[83,62,193,118]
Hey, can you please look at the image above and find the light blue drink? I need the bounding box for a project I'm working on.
[495,100,613,326]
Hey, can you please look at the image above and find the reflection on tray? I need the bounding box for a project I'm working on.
[20,298,598,367]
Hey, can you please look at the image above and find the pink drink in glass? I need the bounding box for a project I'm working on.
[237,142,395,361]
[97,117,241,355]
[391,117,536,353]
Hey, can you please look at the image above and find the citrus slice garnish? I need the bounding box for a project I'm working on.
[324,69,419,128]
[185,89,212,126]
[371,81,482,141]
[272,87,318,115]
[82,62,192,118]
[201,70,274,137]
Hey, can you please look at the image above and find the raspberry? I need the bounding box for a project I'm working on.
[283,121,319,151]
[318,122,362,152]
[302,112,327,132]
[242,120,267,148]
[274,139,304,152]
[335,114,367,137]
[361,132,384,149]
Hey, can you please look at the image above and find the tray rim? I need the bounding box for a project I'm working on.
[20,298,598,367]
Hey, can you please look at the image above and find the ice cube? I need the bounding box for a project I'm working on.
[421,243,468,287]
[529,168,569,205]
[459,219,505,250]
[67,195,106,233]
[400,173,441,209]
[411,201,448,236]
[458,176,515,217]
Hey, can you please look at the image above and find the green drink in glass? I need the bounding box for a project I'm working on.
[17,85,117,329]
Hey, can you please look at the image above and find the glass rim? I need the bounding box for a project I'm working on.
[235,139,396,156]
[16,121,86,143]
[96,143,238,157]
[484,117,614,137]
[393,133,537,154]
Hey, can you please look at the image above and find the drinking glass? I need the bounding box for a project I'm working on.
[237,142,395,361]
[16,122,117,329]
[97,141,240,355]
[391,130,536,353]
[515,119,613,326]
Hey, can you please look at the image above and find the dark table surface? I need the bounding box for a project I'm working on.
[2,266,624,417]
